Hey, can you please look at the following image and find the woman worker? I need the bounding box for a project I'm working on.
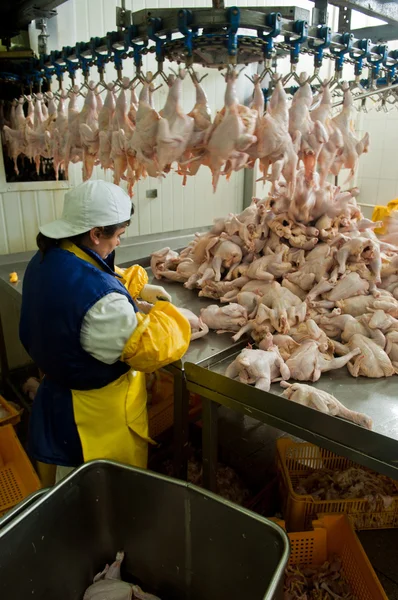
[19,180,190,483]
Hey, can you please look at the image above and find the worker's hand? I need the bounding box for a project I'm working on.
[140,284,172,304]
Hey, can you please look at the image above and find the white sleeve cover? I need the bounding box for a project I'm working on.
[80,293,138,365]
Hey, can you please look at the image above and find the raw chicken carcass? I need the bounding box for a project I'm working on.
[98,83,116,170]
[324,272,369,302]
[259,333,300,361]
[150,247,179,279]
[290,319,333,355]
[254,78,299,195]
[25,93,52,174]
[84,551,160,600]
[157,69,194,172]
[288,73,328,182]
[206,68,257,191]
[130,75,160,178]
[79,81,100,181]
[225,346,290,392]
[50,90,69,179]
[200,303,247,333]
[202,238,243,283]
[110,78,137,192]
[64,85,83,174]
[256,281,307,334]
[281,382,373,429]
[178,71,212,183]
[245,251,291,281]
[386,331,398,367]
[286,340,361,382]
[176,307,209,340]
[347,334,397,378]
[331,83,370,181]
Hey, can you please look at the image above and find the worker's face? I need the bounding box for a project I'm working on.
[90,226,127,259]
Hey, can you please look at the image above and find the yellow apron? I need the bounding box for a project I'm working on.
[72,369,151,468]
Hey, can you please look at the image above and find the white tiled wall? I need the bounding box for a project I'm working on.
[352,13,398,215]
[355,106,398,213]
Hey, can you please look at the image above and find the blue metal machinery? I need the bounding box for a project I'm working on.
[1,4,398,102]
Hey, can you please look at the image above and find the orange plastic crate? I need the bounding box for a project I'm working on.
[276,438,398,531]
[274,514,388,600]
[0,395,21,427]
[0,425,41,516]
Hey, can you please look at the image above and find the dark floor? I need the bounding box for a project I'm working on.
[359,530,398,600]
[217,407,398,600]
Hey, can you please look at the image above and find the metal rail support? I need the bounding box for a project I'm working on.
[36,18,49,56]
[338,6,352,34]
[312,0,329,26]
[202,398,219,492]
[331,0,398,27]
[172,368,190,481]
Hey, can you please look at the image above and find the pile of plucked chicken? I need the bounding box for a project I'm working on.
[151,71,398,431]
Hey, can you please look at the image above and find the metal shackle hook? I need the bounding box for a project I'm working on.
[285,20,308,66]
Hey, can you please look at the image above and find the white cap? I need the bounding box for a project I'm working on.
[39,181,132,239]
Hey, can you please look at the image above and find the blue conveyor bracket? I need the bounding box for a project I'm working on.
[330,31,354,81]
[177,8,198,66]
[147,16,171,81]
[226,6,240,64]
[3,6,398,97]
[283,20,308,85]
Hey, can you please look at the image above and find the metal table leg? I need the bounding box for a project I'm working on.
[202,397,218,493]
[173,370,190,480]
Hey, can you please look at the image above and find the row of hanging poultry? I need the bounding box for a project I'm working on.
[1,67,369,196]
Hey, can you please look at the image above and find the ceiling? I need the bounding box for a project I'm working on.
[0,0,68,41]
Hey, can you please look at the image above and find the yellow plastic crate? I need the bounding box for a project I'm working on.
[276,438,398,531]
[274,514,388,600]
[0,425,41,516]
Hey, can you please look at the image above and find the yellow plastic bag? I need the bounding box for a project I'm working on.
[372,198,398,235]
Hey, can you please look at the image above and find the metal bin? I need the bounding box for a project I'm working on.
[0,460,289,600]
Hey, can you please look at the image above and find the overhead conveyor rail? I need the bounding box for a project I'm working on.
[1,1,398,108]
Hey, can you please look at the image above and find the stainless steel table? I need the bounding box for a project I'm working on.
[185,349,398,491]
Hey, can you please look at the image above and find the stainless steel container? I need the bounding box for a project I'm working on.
[0,461,289,600]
